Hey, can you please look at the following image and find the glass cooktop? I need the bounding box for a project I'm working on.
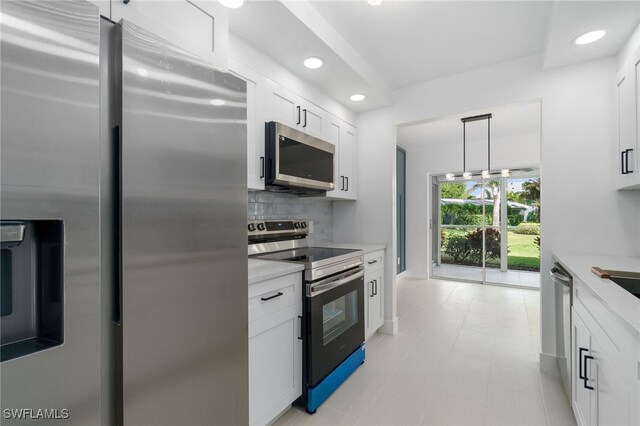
[255,247,360,264]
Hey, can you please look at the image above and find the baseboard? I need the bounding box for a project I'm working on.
[539,351,559,376]
[380,317,398,336]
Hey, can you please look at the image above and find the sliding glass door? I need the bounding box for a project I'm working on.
[432,170,540,288]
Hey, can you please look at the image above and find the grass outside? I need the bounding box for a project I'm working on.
[441,229,540,271]
[506,232,540,270]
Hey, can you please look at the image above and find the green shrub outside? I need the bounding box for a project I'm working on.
[442,234,473,264]
[441,203,527,226]
[508,214,524,226]
[513,223,540,235]
[441,227,502,266]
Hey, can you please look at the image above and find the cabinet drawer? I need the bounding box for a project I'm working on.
[249,272,302,323]
[365,250,384,272]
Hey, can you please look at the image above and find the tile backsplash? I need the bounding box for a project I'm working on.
[248,191,333,244]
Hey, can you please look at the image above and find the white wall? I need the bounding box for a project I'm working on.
[334,53,640,364]
[617,22,640,68]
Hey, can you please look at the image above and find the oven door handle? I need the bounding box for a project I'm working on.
[307,267,365,297]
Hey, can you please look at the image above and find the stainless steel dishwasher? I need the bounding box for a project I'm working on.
[551,261,573,399]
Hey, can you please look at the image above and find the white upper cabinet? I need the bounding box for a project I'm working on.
[326,115,357,200]
[264,80,327,140]
[615,47,640,190]
[230,60,266,191]
[111,0,229,70]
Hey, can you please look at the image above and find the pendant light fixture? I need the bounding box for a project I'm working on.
[457,113,492,180]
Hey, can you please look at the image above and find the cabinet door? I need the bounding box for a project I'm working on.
[326,117,357,200]
[615,58,638,189]
[300,102,326,139]
[590,336,631,426]
[364,271,384,339]
[370,272,384,334]
[265,81,301,129]
[325,116,346,198]
[249,304,302,425]
[632,48,640,180]
[230,60,265,190]
[572,308,592,426]
[341,123,357,199]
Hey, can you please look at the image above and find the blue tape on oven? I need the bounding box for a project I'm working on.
[307,344,365,413]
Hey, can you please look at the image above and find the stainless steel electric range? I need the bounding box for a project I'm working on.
[248,219,366,414]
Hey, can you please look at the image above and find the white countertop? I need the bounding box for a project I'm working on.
[314,242,386,255]
[553,252,640,335]
[248,258,304,285]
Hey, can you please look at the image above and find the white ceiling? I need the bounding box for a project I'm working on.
[229,1,640,113]
[397,102,541,150]
[310,0,553,89]
[228,1,391,109]
[543,1,640,70]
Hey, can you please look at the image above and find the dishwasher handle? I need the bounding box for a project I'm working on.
[550,267,571,286]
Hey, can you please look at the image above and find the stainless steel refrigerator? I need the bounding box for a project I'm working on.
[1,1,248,424]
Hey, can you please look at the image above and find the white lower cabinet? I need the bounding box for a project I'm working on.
[249,272,302,426]
[571,300,638,426]
[364,250,385,339]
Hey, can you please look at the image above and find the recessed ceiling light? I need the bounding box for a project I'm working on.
[574,29,606,45]
[210,99,226,106]
[368,0,383,6]
[350,93,366,102]
[136,68,148,77]
[219,0,245,9]
[304,57,324,69]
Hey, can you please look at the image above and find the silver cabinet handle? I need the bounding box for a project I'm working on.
[368,260,378,265]
[550,269,571,285]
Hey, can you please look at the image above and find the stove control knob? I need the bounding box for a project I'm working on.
[301,222,307,229]
[248,223,256,232]
[257,223,266,231]
[294,222,301,229]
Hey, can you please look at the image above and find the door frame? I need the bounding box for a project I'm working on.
[428,169,540,288]
[396,147,406,274]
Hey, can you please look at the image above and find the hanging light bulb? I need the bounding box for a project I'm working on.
[462,172,472,180]
[481,170,491,179]
[501,169,510,177]
[445,173,455,181]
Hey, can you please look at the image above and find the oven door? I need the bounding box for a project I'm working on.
[306,267,365,386]
[267,122,335,191]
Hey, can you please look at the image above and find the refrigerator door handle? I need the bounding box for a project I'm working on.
[114,124,123,325]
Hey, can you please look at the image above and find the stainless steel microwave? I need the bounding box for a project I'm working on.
[265,122,335,194]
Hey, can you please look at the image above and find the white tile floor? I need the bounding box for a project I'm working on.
[432,264,541,289]
[274,278,575,426]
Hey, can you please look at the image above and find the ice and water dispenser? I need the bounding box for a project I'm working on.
[1,220,64,362]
